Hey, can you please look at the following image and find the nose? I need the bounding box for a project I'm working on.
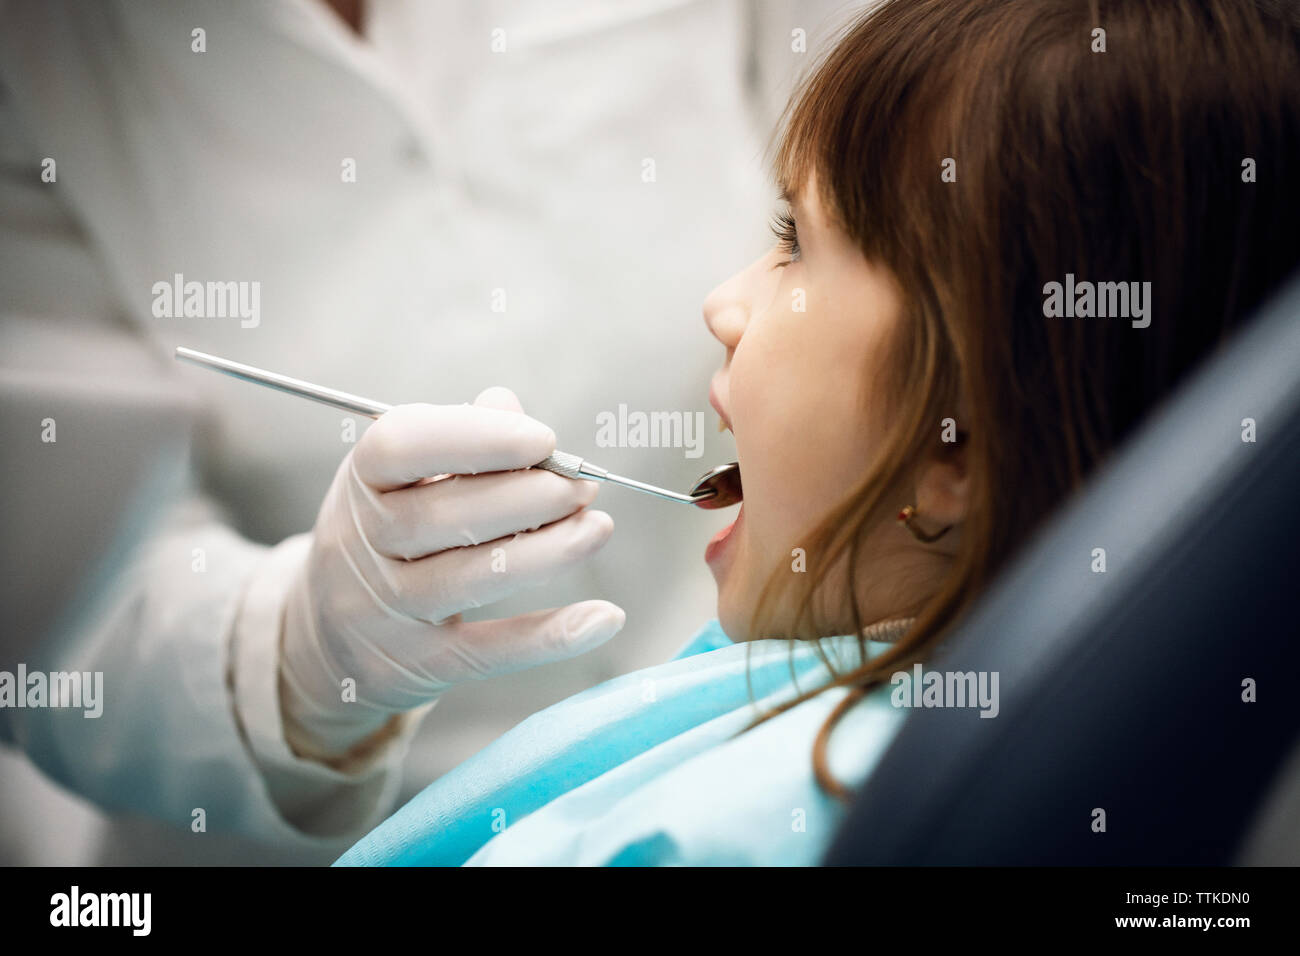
[702,267,751,352]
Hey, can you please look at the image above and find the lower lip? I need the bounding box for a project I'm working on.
[704,504,743,565]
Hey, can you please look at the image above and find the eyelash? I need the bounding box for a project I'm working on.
[769,210,801,266]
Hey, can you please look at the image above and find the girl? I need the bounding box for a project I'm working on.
[337,0,1300,865]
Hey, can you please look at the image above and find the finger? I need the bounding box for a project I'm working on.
[426,601,627,684]
[360,467,600,559]
[384,508,615,622]
[354,402,556,491]
[472,385,525,414]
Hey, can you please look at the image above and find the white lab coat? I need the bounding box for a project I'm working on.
[0,0,862,864]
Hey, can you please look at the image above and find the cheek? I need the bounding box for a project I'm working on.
[729,320,803,543]
[732,310,880,550]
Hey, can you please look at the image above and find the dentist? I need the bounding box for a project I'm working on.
[0,0,854,864]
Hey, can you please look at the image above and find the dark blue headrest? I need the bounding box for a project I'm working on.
[824,272,1300,865]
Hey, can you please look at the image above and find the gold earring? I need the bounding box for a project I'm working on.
[897,505,952,543]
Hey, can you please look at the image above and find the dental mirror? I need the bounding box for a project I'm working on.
[689,462,742,510]
[175,346,739,509]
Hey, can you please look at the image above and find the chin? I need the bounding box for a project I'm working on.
[715,593,750,642]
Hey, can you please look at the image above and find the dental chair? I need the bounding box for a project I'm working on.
[824,272,1300,865]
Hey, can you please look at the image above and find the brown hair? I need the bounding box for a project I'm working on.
[743,0,1300,798]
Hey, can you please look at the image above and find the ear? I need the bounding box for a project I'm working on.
[914,442,969,528]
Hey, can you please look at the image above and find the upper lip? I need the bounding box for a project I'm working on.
[708,378,732,432]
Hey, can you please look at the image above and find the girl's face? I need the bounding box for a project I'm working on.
[703,175,958,640]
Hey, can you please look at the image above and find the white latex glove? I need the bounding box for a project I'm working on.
[278,387,624,763]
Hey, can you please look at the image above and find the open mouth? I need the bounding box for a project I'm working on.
[705,504,742,564]
[702,377,743,563]
[701,391,743,564]
[704,383,743,509]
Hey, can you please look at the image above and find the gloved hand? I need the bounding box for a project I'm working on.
[278,387,624,764]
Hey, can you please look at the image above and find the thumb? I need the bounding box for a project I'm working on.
[473,385,525,415]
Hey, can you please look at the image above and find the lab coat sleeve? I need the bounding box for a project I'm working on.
[7,485,428,848]
[229,529,435,838]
